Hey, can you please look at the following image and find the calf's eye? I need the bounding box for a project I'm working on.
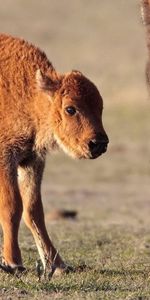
[65,106,76,116]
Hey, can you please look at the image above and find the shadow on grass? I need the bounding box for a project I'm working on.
[98,268,148,276]
[71,263,148,277]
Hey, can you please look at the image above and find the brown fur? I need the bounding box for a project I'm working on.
[0,34,108,275]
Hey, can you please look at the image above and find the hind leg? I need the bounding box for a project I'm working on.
[0,167,23,270]
[18,155,65,277]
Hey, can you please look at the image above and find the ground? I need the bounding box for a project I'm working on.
[0,1,150,299]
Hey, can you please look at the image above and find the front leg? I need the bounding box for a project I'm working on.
[18,155,66,276]
[0,167,23,271]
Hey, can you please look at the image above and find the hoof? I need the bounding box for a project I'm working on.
[54,264,75,275]
[49,264,75,279]
[0,262,26,274]
[36,260,74,280]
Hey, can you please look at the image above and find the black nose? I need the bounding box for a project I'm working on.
[88,135,109,158]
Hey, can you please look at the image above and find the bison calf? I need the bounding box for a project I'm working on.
[0,34,108,276]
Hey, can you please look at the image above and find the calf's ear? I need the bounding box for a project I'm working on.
[36,69,60,97]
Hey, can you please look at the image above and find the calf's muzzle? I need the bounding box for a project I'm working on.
[88,133,109,159]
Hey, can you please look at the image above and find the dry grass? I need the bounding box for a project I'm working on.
[0,0,150,299]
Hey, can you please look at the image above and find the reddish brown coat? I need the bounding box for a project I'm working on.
[0,34,108,276]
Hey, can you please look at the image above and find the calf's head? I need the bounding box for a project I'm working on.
[37,70,109,159]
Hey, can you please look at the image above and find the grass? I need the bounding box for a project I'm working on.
[1,225,150,299]
[0,0,150,299]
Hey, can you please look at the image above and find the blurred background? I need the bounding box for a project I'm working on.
[0,0,150,229]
